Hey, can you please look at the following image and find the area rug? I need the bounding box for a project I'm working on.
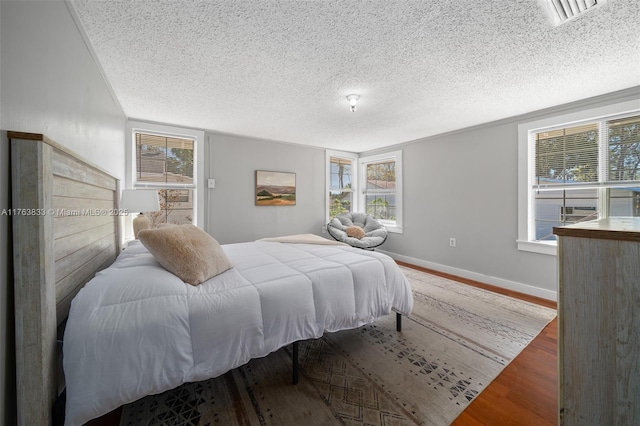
[120,266,556,426]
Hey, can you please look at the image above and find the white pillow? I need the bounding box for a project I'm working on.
[138,224,233,285]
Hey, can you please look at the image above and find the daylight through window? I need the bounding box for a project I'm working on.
[134,132,195,226]
[364,160,397,221]
[329,156,355,217]
[532,114,640,241]
[359,150,403,232]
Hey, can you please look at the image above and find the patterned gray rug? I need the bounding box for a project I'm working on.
[120,266,556,426]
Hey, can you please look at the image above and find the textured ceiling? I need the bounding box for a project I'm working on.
[68,0,640,152]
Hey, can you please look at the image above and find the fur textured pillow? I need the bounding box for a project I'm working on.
[345,225,366,239]
[138,224,233,286]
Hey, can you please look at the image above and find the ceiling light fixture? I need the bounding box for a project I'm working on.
[346,94,360,112]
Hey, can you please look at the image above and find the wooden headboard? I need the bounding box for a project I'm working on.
[9,132,121,425]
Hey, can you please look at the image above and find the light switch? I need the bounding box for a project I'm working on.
[207,178,215,188]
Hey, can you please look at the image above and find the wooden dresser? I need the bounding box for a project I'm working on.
[553,218,640,425]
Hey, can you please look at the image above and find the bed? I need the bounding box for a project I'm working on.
[9,132,413,426]
[9,132,121,426]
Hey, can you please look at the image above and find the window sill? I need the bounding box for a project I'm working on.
[385,225,403,234]
[517,239,557,256]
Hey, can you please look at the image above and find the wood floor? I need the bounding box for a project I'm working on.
[399,262,559,426]
[453,317,558,425]
[90,263,559,426]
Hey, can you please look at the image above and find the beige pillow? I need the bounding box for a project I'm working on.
[346,225,366,239]
[138,224,233,286]
[157,222,178,228]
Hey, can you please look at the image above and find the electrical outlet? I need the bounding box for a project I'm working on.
[449,238,456,247]
[321,226,327,234]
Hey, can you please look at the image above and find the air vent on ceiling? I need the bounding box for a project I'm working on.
[547,0,601,24]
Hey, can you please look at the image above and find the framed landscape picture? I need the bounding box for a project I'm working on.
[255,170,296,206]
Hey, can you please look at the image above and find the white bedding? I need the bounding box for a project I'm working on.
[63,239,413,425]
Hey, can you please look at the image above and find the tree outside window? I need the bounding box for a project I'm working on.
[532,114,640,241]
[365,160,396,221]
[329,156,355,218]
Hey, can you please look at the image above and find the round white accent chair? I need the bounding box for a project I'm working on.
[327,212,388,250]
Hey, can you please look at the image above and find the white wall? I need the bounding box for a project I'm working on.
[0,1,126,423]
[206,132,326,244]
[365,87,640,301]
[1,1,125,179]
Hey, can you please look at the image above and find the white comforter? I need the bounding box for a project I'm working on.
[63,240,413,425]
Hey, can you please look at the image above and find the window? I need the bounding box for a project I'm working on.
[133,131,196,226]
[326,151,358,221]
[325,150,403,233]
[518,100,640,255]
[359,150,403,233]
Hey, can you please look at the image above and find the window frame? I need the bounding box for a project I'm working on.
[126,121,204,232]
[325,150,359,223]
[359,150,403,234]
[133,132,195,188]
[517,99,640,255]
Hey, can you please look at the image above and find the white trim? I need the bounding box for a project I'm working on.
[380,249,558,302]
[133,182,195,190]
[516,239,558,256]
[126,120,205,239]
[517,98,640,254]
[380,221,403,234]
[325,149,358,223]
[359,150,403,233]
[533,181,640,191]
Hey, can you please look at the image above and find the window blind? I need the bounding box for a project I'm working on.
[135,132,195,189]
[607,115,640,182]
[535,122,598,187]
[534,114,640,191]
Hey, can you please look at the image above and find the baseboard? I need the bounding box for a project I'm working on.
[378,249,558,302]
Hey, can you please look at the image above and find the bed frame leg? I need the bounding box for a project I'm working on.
[292,341,299,385]
[396,312,402,332]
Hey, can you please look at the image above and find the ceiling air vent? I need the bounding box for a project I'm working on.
[547,0,601,24]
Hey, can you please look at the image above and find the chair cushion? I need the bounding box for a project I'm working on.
[327,213,388,249]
